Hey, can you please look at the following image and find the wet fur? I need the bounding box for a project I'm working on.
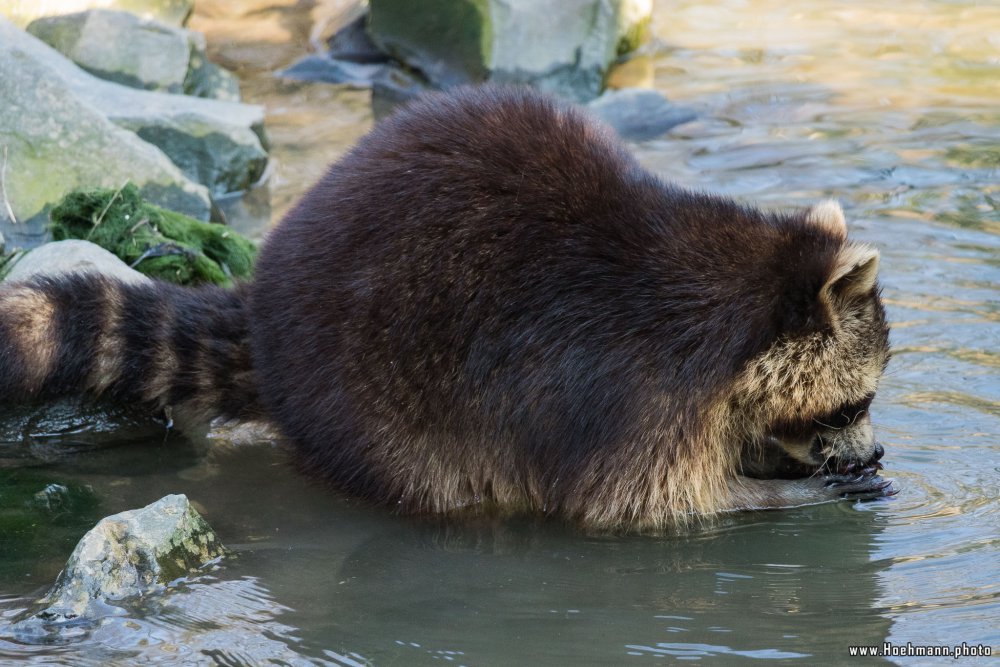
[0,87,890,529]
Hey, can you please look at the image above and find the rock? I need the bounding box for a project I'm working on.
[31,484,73,511]
[116,114,267,196]
[3,240,151,285]
[27,9,193,93]
[367,0,653,102]
[184,38,241,101]
[19,494,226,626]
[281,10,394,89]
[0,0,193,28]
[587,87,696,141]
[0,470,103,581]
[327,11,390,65]
[0,397,166,461]
[0,19,266,206]
[278,54,386,88]
[0,20,211,247]
[27,10,242,101]
[371,65,431,120]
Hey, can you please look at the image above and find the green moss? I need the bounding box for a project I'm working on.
[49,184,256,286]
[616,16,651,56]
[156,518,227,582]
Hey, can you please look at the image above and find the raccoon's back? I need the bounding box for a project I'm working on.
[249,86,748,509]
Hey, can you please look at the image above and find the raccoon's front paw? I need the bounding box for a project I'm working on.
[728,473,897,511]
[821,473,897,501]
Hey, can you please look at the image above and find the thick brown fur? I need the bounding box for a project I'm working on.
[0,86,892,530]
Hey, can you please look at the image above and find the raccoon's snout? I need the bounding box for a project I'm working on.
[823,413,878,468]
[765,419,881,470]
[830,441,884,475]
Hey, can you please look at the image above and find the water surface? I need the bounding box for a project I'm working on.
[1,1,998,664]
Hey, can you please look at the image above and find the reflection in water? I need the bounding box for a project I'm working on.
[1,0,999,664]
[276,507,893,664]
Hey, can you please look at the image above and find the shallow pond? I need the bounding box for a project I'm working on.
[1,0,998,664]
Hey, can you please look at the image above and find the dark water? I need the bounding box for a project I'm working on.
[1,1,998,664]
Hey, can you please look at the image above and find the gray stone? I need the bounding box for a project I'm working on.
[3,240,150,284]
[28,9,242,101]
[0,19,266,204]
[371,65,431,120]
[116,115,268,195]
[587,87,696,141]
[367,0,652,102]
[278,54,386,88]
[21,494,226,625]
[27,9,192,93]
[0,21,210,247]
[184,44,242,101]
[0,0,193,28]
[327,12,390,65]
[0,397,165,458]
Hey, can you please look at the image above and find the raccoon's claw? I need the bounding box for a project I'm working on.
[824,473,896,500]
[830,461,884,475]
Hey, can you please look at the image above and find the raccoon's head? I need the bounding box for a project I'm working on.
[735,200,891,476]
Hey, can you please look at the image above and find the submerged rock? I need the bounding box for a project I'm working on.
[367,0,653,102]
[587,87,696,141]
[0,470,103,582]
[19,494,226,627]
[0,397,166,463]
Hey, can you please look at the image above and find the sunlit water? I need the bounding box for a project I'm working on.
[1,1,998,664]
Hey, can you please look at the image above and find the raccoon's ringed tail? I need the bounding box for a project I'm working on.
[0,273,263,422]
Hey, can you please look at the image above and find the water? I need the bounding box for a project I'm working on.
[2,0,999,664]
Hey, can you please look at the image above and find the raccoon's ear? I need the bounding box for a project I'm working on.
[822,244,880,303]
[806,200,847,238]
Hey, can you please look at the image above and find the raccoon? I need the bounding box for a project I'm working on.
[0,86,893,529]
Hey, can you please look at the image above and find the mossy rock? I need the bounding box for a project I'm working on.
[49,184,256,286]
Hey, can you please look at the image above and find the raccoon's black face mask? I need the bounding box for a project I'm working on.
[764,392,883,477]
[736,203,891,480]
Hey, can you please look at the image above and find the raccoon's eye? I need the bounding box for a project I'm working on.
[816,392,875,429]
